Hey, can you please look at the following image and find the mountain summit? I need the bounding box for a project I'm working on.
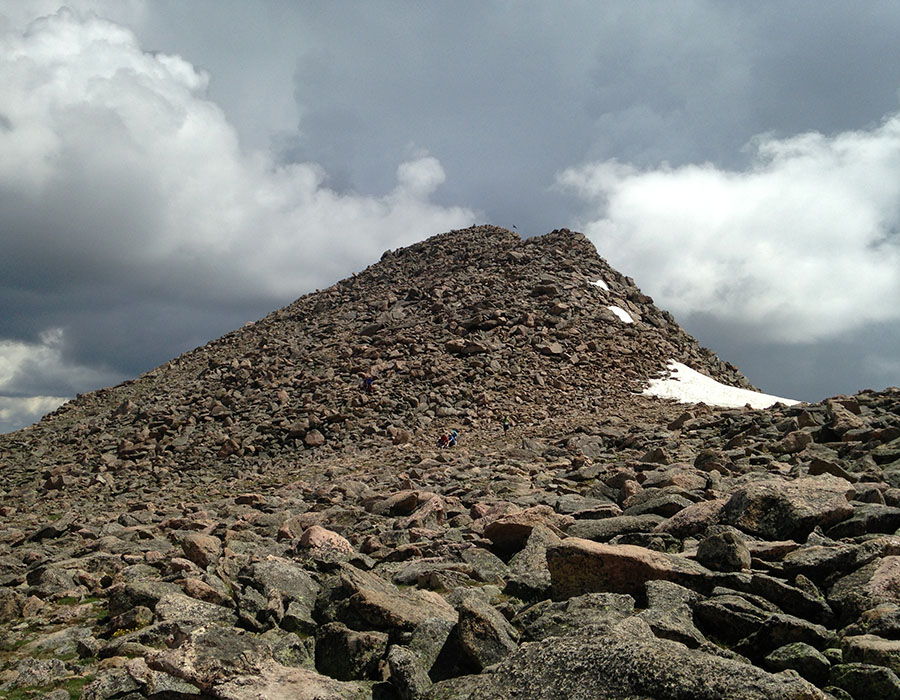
[3,225,751,501]
[4,226,898,699]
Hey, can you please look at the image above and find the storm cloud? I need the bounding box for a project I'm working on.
[2,1,900,431]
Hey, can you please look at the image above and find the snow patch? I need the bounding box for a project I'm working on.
[589,278,609,291]
[607,305,634,324]
[643,361,799,409]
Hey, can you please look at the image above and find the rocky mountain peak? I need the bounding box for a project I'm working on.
[2,225,750,503]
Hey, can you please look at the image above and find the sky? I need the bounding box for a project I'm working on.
[2,1,900,433]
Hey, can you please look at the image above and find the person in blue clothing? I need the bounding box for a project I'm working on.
[449,429,458,447]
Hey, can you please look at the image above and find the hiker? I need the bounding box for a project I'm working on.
[448,429,458,447]
[362,376,374,394]
[502,416,511,432]
[438,433,450,449]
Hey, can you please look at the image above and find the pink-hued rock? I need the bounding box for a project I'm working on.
[829,555,900,621]
[304,429,326,447]
[216,662,368,700]
[403,496,446,529]
[299,526,354,555]
[181,532,222,569]
[548,538,714,598]
[827,398,866,435]
[483,505,574,553]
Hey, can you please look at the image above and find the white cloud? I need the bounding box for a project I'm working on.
[0,328,117,394]
[0,396,69,434]
[0,7,477,432]
[0,327,118,433]
[559,117,900,343]
[0,8,475,295]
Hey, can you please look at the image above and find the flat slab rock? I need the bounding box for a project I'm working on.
[720,475,854,540]
[214,662,368,700]
[547,538,714,598]
[339,564,458,631]
[429,619,827,700]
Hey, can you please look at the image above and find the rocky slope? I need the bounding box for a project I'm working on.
[1,226,899,699]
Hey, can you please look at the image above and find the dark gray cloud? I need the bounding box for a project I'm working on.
[1,0,899,431]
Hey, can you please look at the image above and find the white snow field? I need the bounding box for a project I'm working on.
[589,278,610,290]
[643,361,799,409]
[607,305,634,324]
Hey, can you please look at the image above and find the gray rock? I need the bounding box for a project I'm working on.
[845,602,900,638]
[407,616,456,673]
[829,662,900,700]
[214,661,370,700]
[841,634,900,676]
[388,644,433,700]
[735,612,836,660]
[81,668,143,700]
[548,538,714,598]
[2,657,68,691]
[454,595,519,671]
[622,493,693,518]
[764,642,831,685]
[694,592,774,644]
[459,546,509,585]
[505,524,559,600]
[567,514,665,541]
[513,592,636,642]
[458,619,828,700]
[826,504,900,538]
[638,579,709,648]
[781,544,858,582]
[334,564,457,632]
[696,530,752,572]
[146,623,271,689]
[315,621,388,681]
[720,475,854,540]
[107,579,183,617]
[155,592,237,625]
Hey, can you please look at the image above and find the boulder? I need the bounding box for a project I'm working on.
[215,662,370,700]
[315,622,388,680]
[505,524,560,600]
[842,634,900,676]
[482,505,571,554]
[547,538,714,599]
[720,475,854,540]
[696,530,751,572]
[513,592,635,642]
[455,595,519,671]
[828,556,900,623]
[299,525,354,556]
[336,564,457,632]
[181,532,222,569]
[764,642,831,686]
[567,514,665,541]
[441,619,828,700]
[387,644,433,700]
[829,663,900,700]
